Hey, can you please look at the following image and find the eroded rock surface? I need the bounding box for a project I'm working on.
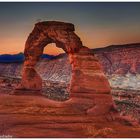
[69,47,110,94]
[0,92,140,138]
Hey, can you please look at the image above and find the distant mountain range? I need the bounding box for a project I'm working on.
[0,53,55,63]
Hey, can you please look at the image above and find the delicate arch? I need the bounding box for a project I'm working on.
[18,21,111,94]
[16,21,117,115]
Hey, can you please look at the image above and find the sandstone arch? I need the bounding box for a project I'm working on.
[18,21,116,115]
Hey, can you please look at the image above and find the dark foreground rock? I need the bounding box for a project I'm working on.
[0,77,140,137]
[0,90,140,138]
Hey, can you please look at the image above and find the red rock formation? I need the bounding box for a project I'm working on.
[69,46,110,94]
[18,21,116,116]
[18,21,82,90]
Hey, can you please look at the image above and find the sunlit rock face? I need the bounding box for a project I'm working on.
[19,21,111,95]
[69,47,110,94]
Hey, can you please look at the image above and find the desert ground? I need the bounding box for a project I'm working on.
[0,76,140,138]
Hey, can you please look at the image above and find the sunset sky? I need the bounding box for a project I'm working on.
[0,2,140,55]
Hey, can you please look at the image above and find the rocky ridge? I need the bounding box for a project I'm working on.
[94,43,140,75]
[94,43,140,90]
